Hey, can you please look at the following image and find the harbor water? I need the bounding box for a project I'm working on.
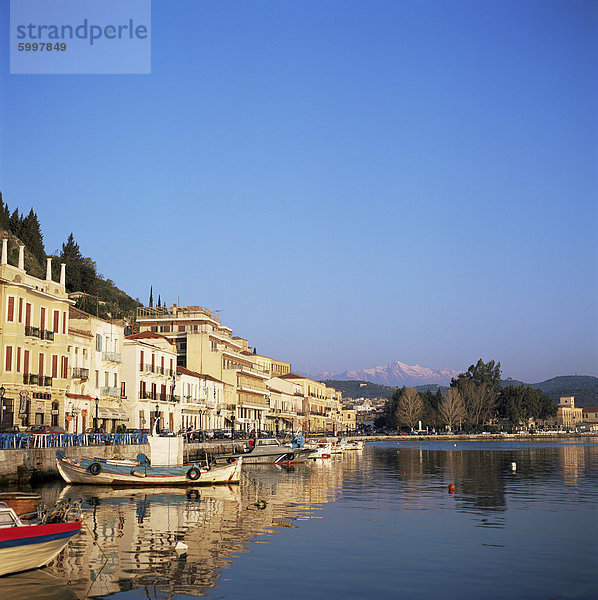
[5,438,598,599]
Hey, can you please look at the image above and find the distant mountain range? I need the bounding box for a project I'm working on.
[318,361,460,387]
[320,370,598,408]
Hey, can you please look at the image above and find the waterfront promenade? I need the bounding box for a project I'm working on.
[0,431,590,485]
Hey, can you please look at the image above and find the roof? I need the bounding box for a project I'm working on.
[176,365,223,383]
[125,331,175,345]
[582,406,598,413]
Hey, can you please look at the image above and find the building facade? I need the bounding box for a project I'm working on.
[0,239,71,431]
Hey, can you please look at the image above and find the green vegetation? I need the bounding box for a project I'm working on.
[1,193,141,322]
[379,359,559,431]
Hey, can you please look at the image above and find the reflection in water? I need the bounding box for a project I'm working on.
[10,439,597,600]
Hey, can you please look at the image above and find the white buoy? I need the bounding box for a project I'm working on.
[511,462,517,470]
[454,443,457,447]
[175,541,188,552]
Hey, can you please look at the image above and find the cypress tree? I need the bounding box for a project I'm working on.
[149,286,153,307]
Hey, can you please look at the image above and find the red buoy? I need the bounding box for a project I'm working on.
[448,484,455,494]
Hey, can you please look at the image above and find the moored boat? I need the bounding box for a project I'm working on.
[218,436,312,465]
[0,498,81,577]
[56,451,241,486]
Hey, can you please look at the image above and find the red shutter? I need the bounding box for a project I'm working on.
[140,350,144,370]
[53,311,59,333]
[25,303,31,327]
[7,297,14,321]
[62,311,67,334]
[5,346,12,371]
[18,298,23,323]
[23,350,30,375]
[40,308,46,334]
[38,353,44,379]
[16,347,21,372]
[52,355,58,378]
[63,356,68,379]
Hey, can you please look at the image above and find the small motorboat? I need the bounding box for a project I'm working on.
[306,439,333,459]
[339,438,365,451]
[219,436,312,465]
[0,498,81,577]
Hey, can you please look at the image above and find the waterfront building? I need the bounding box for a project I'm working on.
[66,307,127,433]
[135,304,291,434]
[0,238,71,430]
[176,365,226,432]
[341,408,357,434]
[265,376,302,434]
[581,406,598,424]
[121,331,177,432]
[555,396,583,429]
[279,374,343,435]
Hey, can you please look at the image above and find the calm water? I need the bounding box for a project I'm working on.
[6,439,598,600]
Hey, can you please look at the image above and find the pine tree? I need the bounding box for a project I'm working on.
[9,208,22,237]
[0,192,9,231]
[21,209,46,265]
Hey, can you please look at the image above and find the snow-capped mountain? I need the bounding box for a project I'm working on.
[318,361,460,387]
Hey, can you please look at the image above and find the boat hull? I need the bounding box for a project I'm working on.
[0,522,81,577]
[57,456,241,486]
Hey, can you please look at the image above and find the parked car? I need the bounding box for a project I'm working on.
[158,428,175,437]
[25,425,66,435]
[0,425,20,434]
[212,429,232,439]
[126,428,150,435]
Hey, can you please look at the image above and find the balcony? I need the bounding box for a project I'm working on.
[103,352,122,363]
[43,376,53,387]
[43,330,54,341]
[140,390,157,400]
[101,386,120,398]
[71,367,89,380]
[25,326,41,338]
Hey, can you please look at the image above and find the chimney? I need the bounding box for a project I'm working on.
[18,245,25,270]
[60,263,66,287]
[1,238,7,265]
[46,257,52,281]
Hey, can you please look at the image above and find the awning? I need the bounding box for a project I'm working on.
[97,407,113,419]
[112,410,129,421]
[66,393,94,400]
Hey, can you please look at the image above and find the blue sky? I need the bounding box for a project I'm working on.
[1,0,596,382]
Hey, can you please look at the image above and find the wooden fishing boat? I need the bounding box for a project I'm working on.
[0,498,81,577]
[56,451,241,486]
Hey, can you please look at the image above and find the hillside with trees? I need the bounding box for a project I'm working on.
[0,193,141,321]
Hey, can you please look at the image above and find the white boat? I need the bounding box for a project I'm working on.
[56,452,241,486]
[56,434,241,486]
[339,438,365,451]
[219,436,312,465]
[0,499,81,577]
[306,439,333,459]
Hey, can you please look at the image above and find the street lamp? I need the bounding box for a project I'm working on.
[155,404,160,434]
[94,397,99,431]
[230,413,235,440]
[0,386,5,432]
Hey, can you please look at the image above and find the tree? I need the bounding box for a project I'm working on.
[451,359,502,393]
[439,388,467,431]
[0,192,10,231]
[149,286,153,307]
[458,379,497,427]
[20,209,46,265]
[59,233,96,293]
[396,387,424,430]
[497,385,557,426]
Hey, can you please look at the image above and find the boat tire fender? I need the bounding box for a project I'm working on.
[187,467,201,480]
[89,462,102,476]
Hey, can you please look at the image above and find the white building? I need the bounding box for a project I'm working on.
[66,307,127,433]
[121,331,177,432]
[176,366,226,432]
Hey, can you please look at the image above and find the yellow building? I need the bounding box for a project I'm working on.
[279,374,342,435]
[135,304,287,433]
[556,396,583,429]
[0,238,71,429]
[341,408,357,434]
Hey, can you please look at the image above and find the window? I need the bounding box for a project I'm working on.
[53,310,59,333]
[61,356,68,379]
[114,373,118,387]
[104,372,109,388]
[38,353,44,378]
[95,370,99,387]
[18,298,23,323]
[16,347,21,373]
[7,296,14,322]
[5,346,12,371]
[52,355,58,378]
[62,311,67,334]
[96,334,102,352]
